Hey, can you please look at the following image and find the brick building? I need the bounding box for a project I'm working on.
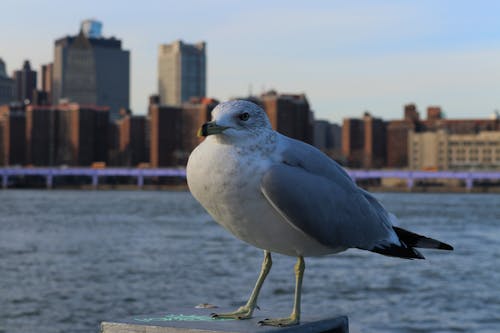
[342,118,364,168]
[386,104,500,170]
[110,114,147,166]
[0,104,26,166]
[181,97,218,156]
[386,104,420,168]
[149,104,183,167]
[363,113,386,168]
[57,104,108,165]
[26,105,57,165]
[342,112,385,168]
[259,91,314,144]
[26,104,109,166]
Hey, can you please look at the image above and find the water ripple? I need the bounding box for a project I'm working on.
[0,190,498,333]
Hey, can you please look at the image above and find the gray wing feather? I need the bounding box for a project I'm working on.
[260,136,395,250]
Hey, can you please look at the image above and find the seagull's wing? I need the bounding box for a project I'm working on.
[260,136,396,250]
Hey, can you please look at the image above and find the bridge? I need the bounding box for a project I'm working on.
[1,167,499,190]
[348,169,500,190]
[0,167,185,189]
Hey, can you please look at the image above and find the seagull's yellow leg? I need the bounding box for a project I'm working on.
[258,256,304,327]
[212,250,272,320]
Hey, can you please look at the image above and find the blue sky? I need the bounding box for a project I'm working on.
[2,0,499,122]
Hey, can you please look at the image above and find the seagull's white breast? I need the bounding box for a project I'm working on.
[187,135,339,257]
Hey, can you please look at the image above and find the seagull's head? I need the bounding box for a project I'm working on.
[198,100,272,141]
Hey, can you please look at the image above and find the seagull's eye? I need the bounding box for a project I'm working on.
[239,112,250,121]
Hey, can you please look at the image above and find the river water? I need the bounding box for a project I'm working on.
[0,190,499,333]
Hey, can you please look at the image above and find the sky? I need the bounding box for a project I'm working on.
[1,0,499,123]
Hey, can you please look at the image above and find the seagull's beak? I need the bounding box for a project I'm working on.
[197,121,229,137]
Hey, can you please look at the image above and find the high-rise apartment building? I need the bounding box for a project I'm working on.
[259,91,314,144]
[158,40,206,106]
[342,118,365,168]
[109,114,147,166]
[14,60,37,104]
[181,97,218,157]
[149,104,183,167]
[52,20,130,120]
[0,104,26,166]
[342,112,386,168]
[25,105,57,166]
[56,104,109,165]
[0,58,15,104]
[26,103,109,166]
[314,120,342,149]
[386,104,419,168]
[363,113,386,169]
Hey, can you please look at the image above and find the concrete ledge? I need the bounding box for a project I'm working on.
[101,307,348,333]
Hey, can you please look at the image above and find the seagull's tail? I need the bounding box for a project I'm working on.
[371,227,453,260]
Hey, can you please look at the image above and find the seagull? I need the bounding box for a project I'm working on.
[186,100,453,327]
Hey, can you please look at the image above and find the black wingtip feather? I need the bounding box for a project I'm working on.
[371,244,425,260]
[369,227,453,260]
[393,226,453,251]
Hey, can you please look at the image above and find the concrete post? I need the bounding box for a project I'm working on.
[92,173,99,189]
[46,174,53,189]
[101,308,348,333]
[407,177,414,190]
[466,177,473,191]
[137,174,144,189]
[2,174,8,189]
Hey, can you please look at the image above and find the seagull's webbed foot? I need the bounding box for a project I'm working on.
[258,313,300,327]
[213,251,272,321]
[211,305,254,320]
[258,256,305,327]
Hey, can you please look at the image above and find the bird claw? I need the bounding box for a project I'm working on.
[257,318,269,326]
[210,306,254,320]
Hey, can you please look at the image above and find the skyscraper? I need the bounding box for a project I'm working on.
[0,58,14,104]
[158,40,206,106]
[52,20,130,120]
[14,60,37,104]
[41,63,53,104]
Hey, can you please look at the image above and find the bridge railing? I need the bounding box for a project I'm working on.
[348,169,500,190]
[0,167,186,189]
[1,167,499,190]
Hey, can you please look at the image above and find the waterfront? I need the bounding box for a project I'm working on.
[0,190,499,333]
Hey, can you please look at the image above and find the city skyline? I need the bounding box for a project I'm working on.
[1,0,500,122]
